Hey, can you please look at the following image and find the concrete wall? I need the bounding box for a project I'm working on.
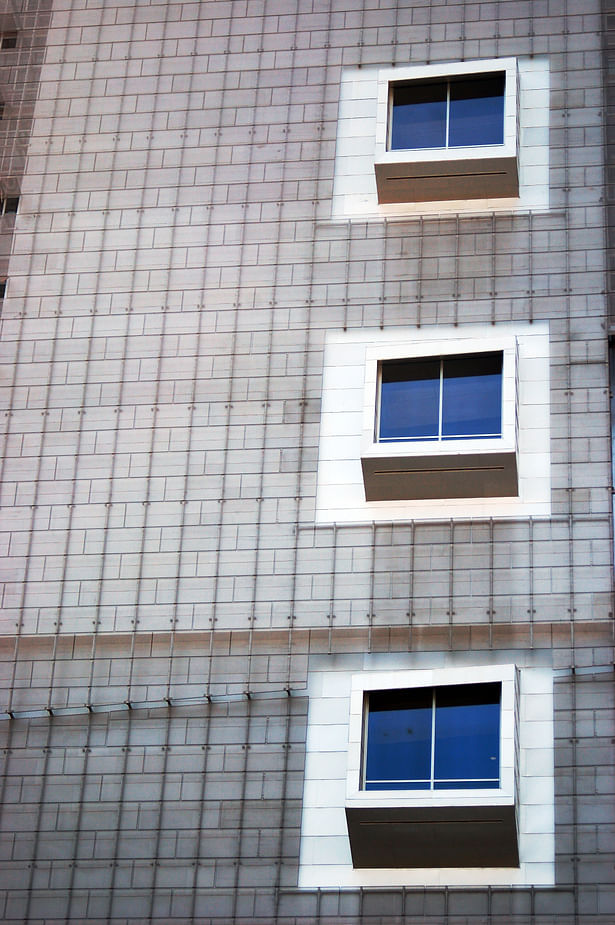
[0,0,613,921]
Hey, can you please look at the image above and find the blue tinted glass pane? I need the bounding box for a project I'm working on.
[391,82,447,150]
[380,359,440,441]
[441,353,502,439]
[365,689,432,790]
[433,683,500,789]
[448,75,505,147]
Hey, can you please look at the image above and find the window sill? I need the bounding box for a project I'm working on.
[374,147,519,204]
[361,442,519,501]
[345,801,519,868]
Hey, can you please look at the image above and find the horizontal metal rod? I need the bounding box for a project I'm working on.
[0,685,305,722]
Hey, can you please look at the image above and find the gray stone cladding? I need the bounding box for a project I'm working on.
[0,0,613,921]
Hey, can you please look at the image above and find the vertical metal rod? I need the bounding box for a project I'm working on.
[367,522,376,653]
[228,11,269,910]
[105,712,133,924]
[391,0,400,67]
[609,342,615,576]
[124,0,175,644]
[114,6,179,906]
[244,0,290,650]
[491,211,497,325]
[447,519,455,649]
[187,631,216,923]
[91,0,159,915]
[488,517,495,649]
[343,221,351,331]
[61,711,94,925]
[562,5,578,920]
[274,0,333,915]
[380,219,387,330]
[229,697,253,924]
[453,215,460,324]
[417,216,424,328]
[407,521,415,651]
[159,0,203,649]
[356,2,365,69]
[145,706,174,924]
[6,0,82,917]
[529,517,535,647]
[328,524,338,655]
[21,727,55,924]
[425,0,432,64]
[46,0,119,911]
[528,212,534,325]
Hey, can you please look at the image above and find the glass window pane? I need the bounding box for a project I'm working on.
[365,689,432,790]
[433,683,501,789]
[379,359,440,441]
[391,81,447,150]
[448,74,505,147]
[441,352,502,439]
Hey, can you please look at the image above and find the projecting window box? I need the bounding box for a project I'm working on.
[361,336,518,502]
[374,58,519,203]
[345,665,519,869]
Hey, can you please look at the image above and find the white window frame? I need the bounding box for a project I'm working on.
[298,655,555,888]
[374,58,519,204]
[375,351,507,444]
[361,682,503,791]
[361,335,518,502]
[347,664,517,813]
[345,665,518,869]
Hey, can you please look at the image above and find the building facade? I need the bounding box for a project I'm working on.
[0,0,614,922]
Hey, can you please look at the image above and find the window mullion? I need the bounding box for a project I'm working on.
[438,359,444,441]
[445,80,450,148]
[430,688,436,789]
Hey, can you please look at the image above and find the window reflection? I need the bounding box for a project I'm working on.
[379,353,503,443]
[364,683,501,791]
[390,73,505,151]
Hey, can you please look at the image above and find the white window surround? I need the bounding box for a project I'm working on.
[298,652,555,889]
[315,322,551,523]
[345,665,518,869]
[331,56,549,220]
[347,665,516,809]
[361,337,518,502]
[374,58,519,204]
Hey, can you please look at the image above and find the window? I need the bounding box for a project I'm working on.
[316,323,551,522]
[0,32,17,50]
[374,58,518,203]
[390,74,505,151]
[364,683,501,791]
[378,353,503,443]
[1,196,19,214]
[361,341,518,502]
[345,666,519,870]
[300,658,555,887]
[0,279,6,299]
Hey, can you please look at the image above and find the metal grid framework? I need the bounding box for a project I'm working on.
[0,0,613,921]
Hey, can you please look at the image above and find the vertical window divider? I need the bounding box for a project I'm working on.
[438,359,444,441]
[445,80,450,148]
[430,688,436,789]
